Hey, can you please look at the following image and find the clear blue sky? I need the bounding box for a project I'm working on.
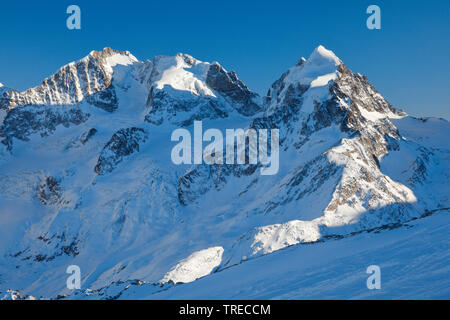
[1,0,449,119]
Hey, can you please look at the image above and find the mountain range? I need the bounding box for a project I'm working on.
[0,45,448,299]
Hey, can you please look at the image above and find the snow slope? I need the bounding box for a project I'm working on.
[147,209,450,300]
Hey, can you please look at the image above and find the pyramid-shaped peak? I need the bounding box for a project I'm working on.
[152,53,207,71]
[307,45,342,67]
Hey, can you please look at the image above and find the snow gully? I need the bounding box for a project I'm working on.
[171,121,280,175]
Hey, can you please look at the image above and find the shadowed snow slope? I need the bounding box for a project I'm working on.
[122,210,450,300]
[0,46,448,299]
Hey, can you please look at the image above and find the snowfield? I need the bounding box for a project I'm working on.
[144,209,450,300]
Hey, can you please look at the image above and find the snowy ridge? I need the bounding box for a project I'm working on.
[0,45,448,299]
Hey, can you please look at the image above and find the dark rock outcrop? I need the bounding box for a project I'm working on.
[95,127,147,175]
[0,105,89,150]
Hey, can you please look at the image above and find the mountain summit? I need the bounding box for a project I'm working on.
[0,46,448,299]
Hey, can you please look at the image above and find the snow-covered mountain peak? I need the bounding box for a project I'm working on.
[1,47,140,110]
[87,47,138,65]
[283,45,341,89]
[296,57,307,66]
[52,47,139,81]
[150,53,213,96]
[0,83,8,95]
[1,47,448,300]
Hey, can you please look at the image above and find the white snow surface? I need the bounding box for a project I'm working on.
[152,54,215,97]
[284,45,341,88]
[0,45,448,300]
[161,247,224,284]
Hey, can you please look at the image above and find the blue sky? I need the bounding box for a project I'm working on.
[0,0,449,119]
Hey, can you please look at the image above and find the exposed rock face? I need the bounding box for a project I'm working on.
[64,128,97,150]
[145,88,228,126]
[95,127,148,175]
[176,49,407,217]
[12,231,80,265]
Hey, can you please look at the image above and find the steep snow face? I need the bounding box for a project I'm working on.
[310,45,342,65]
[0,47,263,298]
[130,210,450,300]
[0,83,13,99]
[151,53,215,97]
[0,45,448,299]
[162,247,224,284]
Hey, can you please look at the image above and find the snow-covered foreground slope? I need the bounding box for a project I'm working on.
[117,209,450,300]
[0,46,448,299]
